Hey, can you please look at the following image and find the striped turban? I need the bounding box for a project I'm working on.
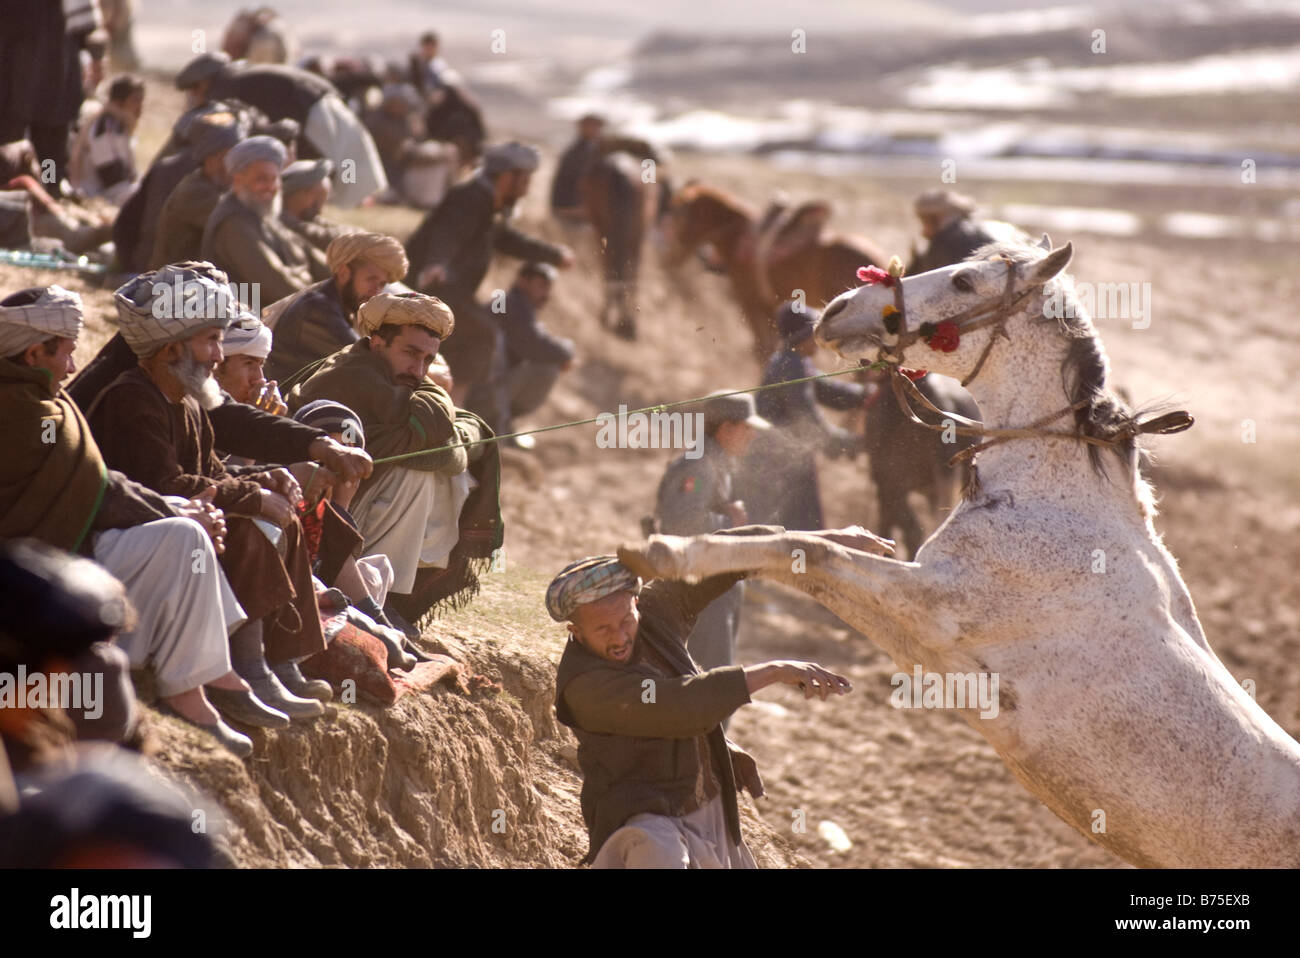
[325,231,409,283]
[0,285,84,358]
[113,264,237,358]
[356,292,453,339]
[222,313,272,360]
[545,556,642,622]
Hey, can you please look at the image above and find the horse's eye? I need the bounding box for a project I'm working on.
[952,272,975,293]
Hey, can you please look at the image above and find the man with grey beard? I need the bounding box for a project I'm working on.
[88,265,331,729]
[200,135,323,304]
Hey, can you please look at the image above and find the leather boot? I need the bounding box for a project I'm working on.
[157,701,254,758]
[250,671,325,720]
[272,660,333,703]
[205,686,290,729]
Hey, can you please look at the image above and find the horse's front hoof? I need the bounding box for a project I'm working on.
[617,535,684,581]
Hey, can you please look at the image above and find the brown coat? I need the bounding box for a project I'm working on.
[200,190,316,304]
[150,167,223,269]
[87,368,325,662]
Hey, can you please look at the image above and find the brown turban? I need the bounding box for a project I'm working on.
[325,231,409,283]
[356,292,454,339]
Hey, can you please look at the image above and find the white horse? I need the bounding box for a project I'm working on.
[618,236,1300,867]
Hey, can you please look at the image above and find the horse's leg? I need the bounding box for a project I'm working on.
[617,528,952,662]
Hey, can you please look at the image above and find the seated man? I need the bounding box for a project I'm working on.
[547,541,853,868]
[0,284,256,757]
[488,261,576,445]
[286,292,503,632]
[87,266,332,725]
[68,74,145,205]
[654,393,768,675]
[200,135,325,305]
[262,231,407,383]
[279,158,349,252]
[149,118,240,269]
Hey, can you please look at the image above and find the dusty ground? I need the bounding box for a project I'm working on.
[6,65,1297,868]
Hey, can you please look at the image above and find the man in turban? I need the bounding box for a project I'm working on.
[0,284,261,757]
[907,188,1011,274]
[200,135,326,305]
[148,116,241,269]
[279,158,348,252]
[262,230,408,383]
[547,534,854,868]
[286,291,503,633]
[406,141,573,409]
[86,265,333,726]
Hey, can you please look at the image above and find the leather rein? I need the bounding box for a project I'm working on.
[871,257,1192,467]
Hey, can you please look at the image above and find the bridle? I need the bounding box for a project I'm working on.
[867,256,1192,466]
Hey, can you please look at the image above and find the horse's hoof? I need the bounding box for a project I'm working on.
[617,536,684,581]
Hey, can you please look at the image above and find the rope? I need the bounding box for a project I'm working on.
[369,364,878,466]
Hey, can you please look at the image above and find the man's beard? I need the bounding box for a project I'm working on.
[233,184,282,220]
[171,349,224,410]
[340,277,362,316]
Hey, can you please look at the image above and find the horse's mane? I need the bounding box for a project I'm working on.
[970,240,1150,486]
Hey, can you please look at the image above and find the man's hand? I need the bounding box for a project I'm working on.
[722,500,748,527]
[258,467,302,505]
[309,436,373,484]
[728,744,765,799]
[256,488,296,527]
[744,660,853,701]
[556,246,576,269]
[176,485,226,554]
[289,461,337,504]
[251,380,287,415]
[417,262,447,288]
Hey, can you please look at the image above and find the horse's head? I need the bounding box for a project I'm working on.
[816,234,1073,384]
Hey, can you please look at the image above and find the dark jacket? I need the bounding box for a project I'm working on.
[500,287,575,368]
[756,347,863,452]
[405,173,565,305]
[150,166,223,269]
[907,216,1001,274]
[211,64,336,127]
[200,190,316,304]
[555,526,777,863]
[263,277,356,383]
[549,137,598,213]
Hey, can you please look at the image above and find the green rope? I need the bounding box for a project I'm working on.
[370,364,884,466]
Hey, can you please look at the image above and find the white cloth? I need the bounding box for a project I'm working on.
[92,517,246,697]
[590,795,758,869]
[348,466,476,595]
[303,94,388,209]
[0,285,83,357]
[355,553,394,607]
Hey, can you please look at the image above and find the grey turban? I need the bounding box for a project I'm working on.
[113,264,237,358]
[224,135,288,176]
[483,141,540,176]
[281,159,333,195]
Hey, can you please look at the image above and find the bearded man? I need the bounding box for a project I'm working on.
[279,158,348,252]
[286,292,503,631]
[200,135,326,304]
[262,230,407,383]
[0,284,258,757]
[148,117,240,269]
[86,265,331,725]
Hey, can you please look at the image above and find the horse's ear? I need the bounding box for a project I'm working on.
[1031,242,1072,282]
[1037,232,1052,250]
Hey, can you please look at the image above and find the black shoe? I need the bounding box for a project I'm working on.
[271,661,333,703]
[404,638,434,663]
[250,674,325,720]
[206,686,291,729]
[156,702,254,758]
[382,602,420,641]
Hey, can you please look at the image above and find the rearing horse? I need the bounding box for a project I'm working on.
[664,182,888,357]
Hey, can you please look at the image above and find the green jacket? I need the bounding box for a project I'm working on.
[555,525,779,863]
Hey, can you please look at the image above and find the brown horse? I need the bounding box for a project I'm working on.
[664,182,887,356]
[579,137,667,339]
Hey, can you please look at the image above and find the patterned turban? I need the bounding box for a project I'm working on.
[356,292,453,339]
[113,264,237,358]
[293,399,366,448]
[222,313,272,360]
[545,556,642,622]
[325,231,409,282]
[0,286,84,358]
[224,135,287,176]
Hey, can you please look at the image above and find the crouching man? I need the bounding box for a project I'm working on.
[546,530,854,869]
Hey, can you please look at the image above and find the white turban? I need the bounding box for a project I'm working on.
[0,285,84,358]
[222,313,272,360]
[113,264,237,358]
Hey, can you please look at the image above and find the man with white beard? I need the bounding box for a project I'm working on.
[88,264,330,729]
[200,135,323,304]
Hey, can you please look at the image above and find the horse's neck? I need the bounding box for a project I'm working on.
[959,308,1137,512]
